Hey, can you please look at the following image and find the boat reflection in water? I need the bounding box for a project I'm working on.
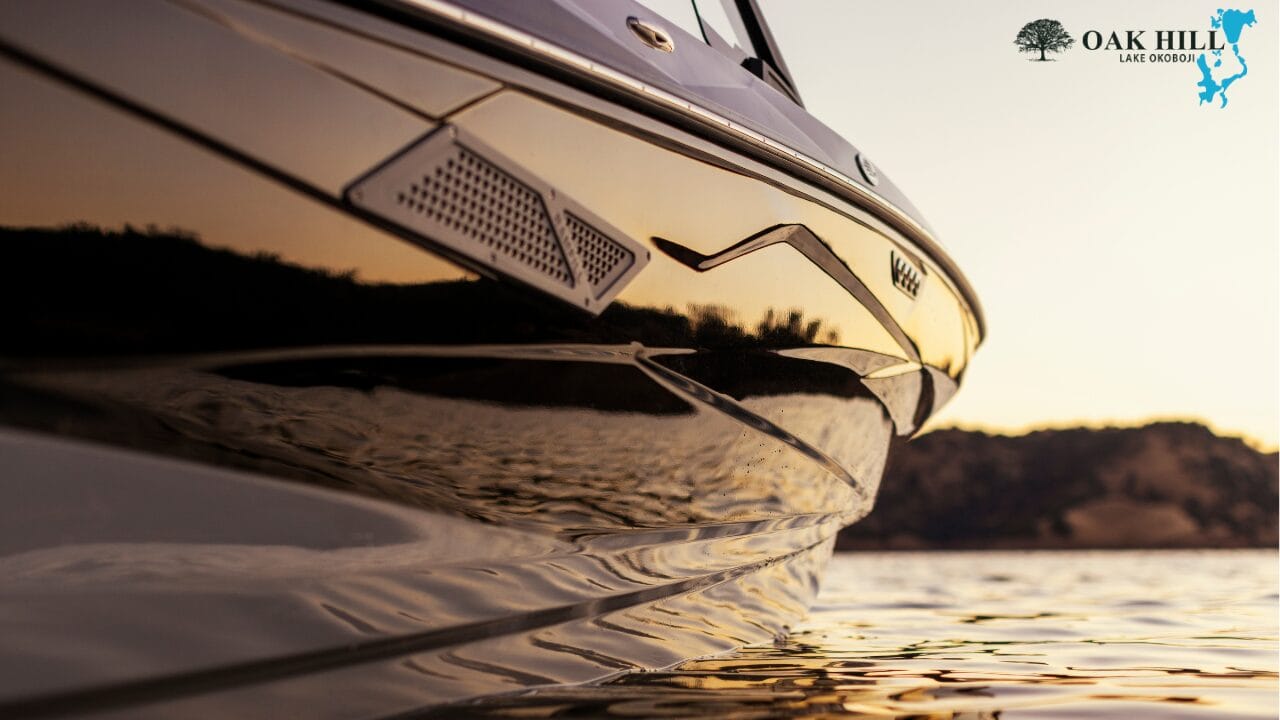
[0,0,981,717]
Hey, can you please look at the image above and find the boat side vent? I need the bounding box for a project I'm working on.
[564,212,635,296]
[346,125,648,314]
[404,145,572,285]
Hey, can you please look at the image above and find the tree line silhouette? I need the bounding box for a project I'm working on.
[2,223,844,356]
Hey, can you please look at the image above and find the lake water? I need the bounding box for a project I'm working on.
[451,550,1278,718]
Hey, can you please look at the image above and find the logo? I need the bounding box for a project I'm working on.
[1014,9,1259,107]
[890,251,922,299]
[1014,19,1075,62]
[1195,9,1257,107]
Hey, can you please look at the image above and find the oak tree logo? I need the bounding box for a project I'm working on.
[1015,19,1075,61]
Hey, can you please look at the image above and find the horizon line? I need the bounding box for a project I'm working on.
[920,415,1278,453]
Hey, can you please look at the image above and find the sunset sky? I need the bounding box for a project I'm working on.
[763,0,1279,447]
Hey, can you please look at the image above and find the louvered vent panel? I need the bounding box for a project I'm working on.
[347,125,648,314]
[564,212,634,296]
[394,146,572,286]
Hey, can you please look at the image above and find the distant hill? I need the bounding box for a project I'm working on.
[838,422,1278,550]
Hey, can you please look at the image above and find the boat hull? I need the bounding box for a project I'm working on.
[0,0,980,716]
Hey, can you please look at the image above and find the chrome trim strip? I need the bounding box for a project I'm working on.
[652,226,921,364]
[386,0,985,341]
[634,353,868,498]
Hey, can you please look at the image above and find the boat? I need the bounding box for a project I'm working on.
[0,0,984,716]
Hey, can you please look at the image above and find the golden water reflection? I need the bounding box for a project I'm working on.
[427,551,1278,719]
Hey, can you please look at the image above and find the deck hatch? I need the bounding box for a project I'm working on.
[347,125,647,313]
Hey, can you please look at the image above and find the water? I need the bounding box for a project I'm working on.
[442,550,1278,718]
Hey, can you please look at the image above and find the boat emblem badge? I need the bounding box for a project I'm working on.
[890,251,923,298]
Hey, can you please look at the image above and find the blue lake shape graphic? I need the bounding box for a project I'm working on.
[1197,8,1257,108]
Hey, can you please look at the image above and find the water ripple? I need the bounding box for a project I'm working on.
[430,550,1277,718]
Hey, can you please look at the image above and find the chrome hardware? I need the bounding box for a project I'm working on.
[856,154,880,186]
[626,17,674,52]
